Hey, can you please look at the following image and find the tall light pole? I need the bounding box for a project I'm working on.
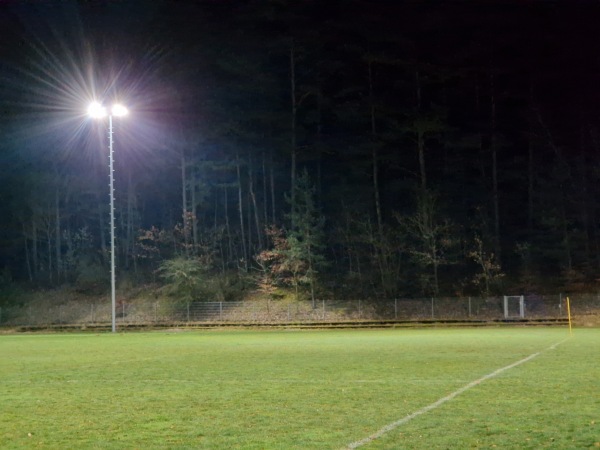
[88,101,128,333]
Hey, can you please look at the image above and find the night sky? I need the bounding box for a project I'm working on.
[2,1,600,297]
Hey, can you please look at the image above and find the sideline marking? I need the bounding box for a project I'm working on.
[345,338,569,449]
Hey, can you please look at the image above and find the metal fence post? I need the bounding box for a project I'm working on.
[559,293,562,316]
[322,299,326,320]
[468,297,472,318]
[431,297,434,319]
[219,302,223,321]
[186,302,190,322]
[394,299,398,319]
[358,299,362,318]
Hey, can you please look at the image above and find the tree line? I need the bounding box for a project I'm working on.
[2,1,600,299]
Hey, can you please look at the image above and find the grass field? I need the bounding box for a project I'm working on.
[0,327,598,449]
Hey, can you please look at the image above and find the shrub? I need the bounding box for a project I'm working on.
[157,256,211,303]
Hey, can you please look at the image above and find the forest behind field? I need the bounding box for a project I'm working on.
[2,1,600,302]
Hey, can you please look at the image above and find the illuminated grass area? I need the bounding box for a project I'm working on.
[0,328,598,449]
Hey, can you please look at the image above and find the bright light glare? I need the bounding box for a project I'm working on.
[112,104,129,117]
[87,101,107,118]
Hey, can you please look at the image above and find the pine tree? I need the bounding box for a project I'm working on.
[286,169,326,306]
[399,189,457,296]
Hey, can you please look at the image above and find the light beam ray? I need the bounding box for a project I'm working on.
[4,4,180,170]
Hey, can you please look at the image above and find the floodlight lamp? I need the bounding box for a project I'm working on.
[111,104,128,117]
[88,101,107,118]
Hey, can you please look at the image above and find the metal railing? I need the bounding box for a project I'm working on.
[1,294,598,328]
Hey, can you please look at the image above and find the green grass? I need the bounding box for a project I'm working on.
[0,328,598,449]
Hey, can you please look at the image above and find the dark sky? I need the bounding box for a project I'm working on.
[2,1,600,126]
[0,1,597,133]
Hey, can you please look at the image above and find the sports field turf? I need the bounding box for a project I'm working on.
[1,327,598,449]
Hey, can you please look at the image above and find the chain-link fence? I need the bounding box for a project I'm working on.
[1,294,599,328]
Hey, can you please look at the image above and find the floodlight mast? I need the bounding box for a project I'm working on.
[88,101,128,333]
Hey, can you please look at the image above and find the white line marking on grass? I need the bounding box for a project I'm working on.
[345,338,569,449]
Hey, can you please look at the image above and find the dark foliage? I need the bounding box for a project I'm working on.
[2,1,600,297]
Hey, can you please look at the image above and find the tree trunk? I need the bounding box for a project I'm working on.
[490,72,501,262]
[369,59,383,237]
[23,224,33,282]
[527,79,535,235]
[125,172,135,270]
[247,186,253,255]
[262,151,268,226]
[290,40,297,229]
[213,186,218,232]
[181,146,191,256]
[46,220,52,281]
[191,163,199,254]
[248,153,263,250]
[32,216,38,277]
[528,131,534,235]
[308,237,315,309]
[236,151,248,271]
[222,187,231,262]
[415,70,427,191]
[578,126,592,262]
[54,184,61,281]
[417,129,427,190]
[415,69,422,109]
[97,191,107,264]
[432,242,439,297]
[270,148,276,223]
[560,188,573,271]
[316,80,323,207]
